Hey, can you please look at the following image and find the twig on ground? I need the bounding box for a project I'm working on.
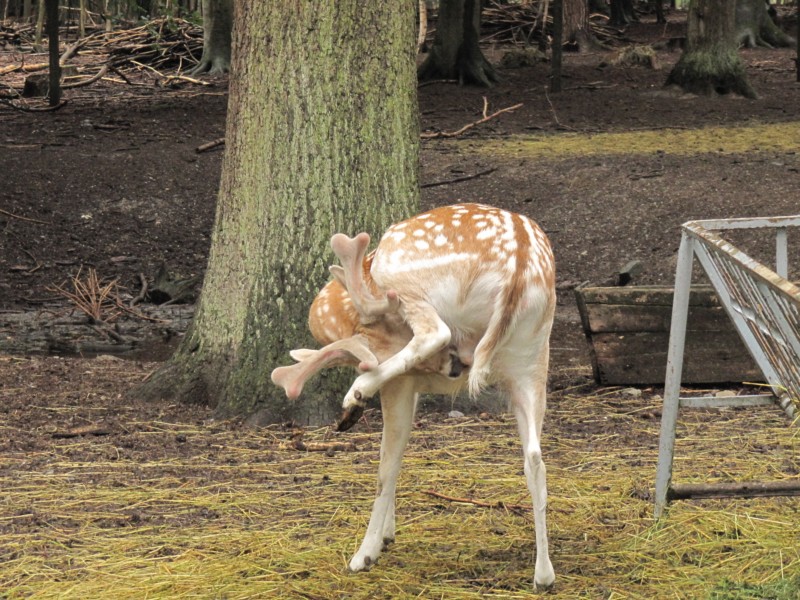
[417,79,458,88]
[421,167,497,189]
[0,208,50,224]
[21,249,42,273]
[49,267,121,323]
[196,137,225,153]
[421,98,523,139]
[62,64,109,89]
[0,99,68,112]
[52,424,112,438]
[284,439,358,453]
[423,490,530,515]
[544,86,575,131]
[130,273,148,307]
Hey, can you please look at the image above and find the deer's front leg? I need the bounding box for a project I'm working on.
[350,379,417,571]
[342,302,451,412]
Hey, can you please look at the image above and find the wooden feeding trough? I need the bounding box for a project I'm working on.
[575,285,762,386]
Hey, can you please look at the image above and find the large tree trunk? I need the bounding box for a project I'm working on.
[417,0,497,87]
[665,0,756,98]
[136,1,420,426]
[564,0,600,51]
[190,0,232,75]
[736,0,795,48]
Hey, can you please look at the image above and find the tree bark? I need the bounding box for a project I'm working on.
[665,0,756,99]
[190,0,232,75]
[136,1,420,426]
[735,0,795,48]
[609,0,636,27]
[417,0,498,87]
[564,0,600,51]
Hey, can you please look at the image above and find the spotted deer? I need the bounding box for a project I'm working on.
[271,203,557,589]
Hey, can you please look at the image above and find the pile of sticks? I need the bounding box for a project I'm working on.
[100,17,203,71]
[1,17,202,79]
[481,0,622,46]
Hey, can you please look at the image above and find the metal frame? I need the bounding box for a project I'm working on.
[654,216,800,518]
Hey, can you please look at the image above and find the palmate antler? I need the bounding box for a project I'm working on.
[270,335,379,401]
[272,233,405,430]
[329,233,400,324]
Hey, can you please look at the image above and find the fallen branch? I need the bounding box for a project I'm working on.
[0,99,68,112]
[196,137,225,153]
[544,86,575,131]
[421,167,497,189]
[423,489,530,513]
[421,98,523,139]
[417,79,458,88]
[130,273,148,307]
[52,424,112,438]
[62,64,109,89]
[0,62,48,75]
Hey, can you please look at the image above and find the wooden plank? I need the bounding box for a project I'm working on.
[578,285,722,308]
[575,285,767,385]
[590,330,762,385]
[584,303,732,334]
[668,480,800,501]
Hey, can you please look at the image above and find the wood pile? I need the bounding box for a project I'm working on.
[481,0,622,46]
[0,17,204,95]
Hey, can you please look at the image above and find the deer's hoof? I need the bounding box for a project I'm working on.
[336,403,365,432]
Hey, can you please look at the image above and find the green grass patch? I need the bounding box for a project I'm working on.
[475,121,800,158]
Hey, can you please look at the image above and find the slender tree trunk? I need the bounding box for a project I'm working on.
[136,0,420,426]
[103,0,111,32]
[665,0,756,98]
[45,0,60,106]
[34,0,45,50]
[78,0,85,38]
[189,0,232,74]
[417,0,497,87]
[551,0,563,92]
[609,0,636,27]
[654,0,666,24]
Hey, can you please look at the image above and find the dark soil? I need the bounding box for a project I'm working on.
[1,17,799,390]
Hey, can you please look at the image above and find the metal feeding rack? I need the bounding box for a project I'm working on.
[655,216,800,518]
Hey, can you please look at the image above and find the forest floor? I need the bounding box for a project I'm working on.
[1,15,800,599]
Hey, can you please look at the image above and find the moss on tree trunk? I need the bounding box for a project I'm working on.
[136,1,420,426]
[665,0,756,99]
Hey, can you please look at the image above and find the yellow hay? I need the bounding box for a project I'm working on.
[1,356,798,599]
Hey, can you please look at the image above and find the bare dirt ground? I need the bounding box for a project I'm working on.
[1,16,800,597]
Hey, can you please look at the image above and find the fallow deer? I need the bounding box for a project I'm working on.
[271,203,556,589]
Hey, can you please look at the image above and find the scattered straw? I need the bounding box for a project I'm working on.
[1,356,798,598]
